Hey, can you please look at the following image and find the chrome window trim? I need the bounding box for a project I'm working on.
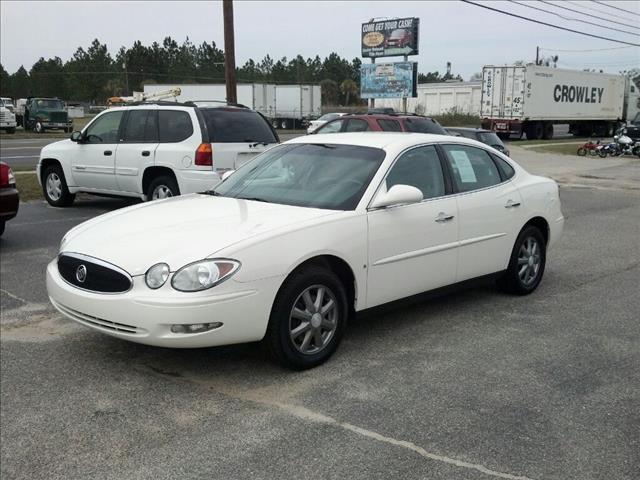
[58,252,133,295]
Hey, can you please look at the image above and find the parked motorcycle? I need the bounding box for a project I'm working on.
[577,140,602,156]
[599,141,618,157]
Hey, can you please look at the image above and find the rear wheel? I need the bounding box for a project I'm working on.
[147,175,180,201]
[42,165,75,207]
[497,225,546,295]
[264,266,348,369]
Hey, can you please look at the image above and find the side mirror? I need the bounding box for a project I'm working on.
[70,131,83,142]
[614,135,619,141]
[221,170,235,181]
[370,184,423,209]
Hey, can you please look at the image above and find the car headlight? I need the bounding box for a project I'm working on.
[145,262,170,289]
[171,259,240,292]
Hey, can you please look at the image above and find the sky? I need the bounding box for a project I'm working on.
[1,0,639,80]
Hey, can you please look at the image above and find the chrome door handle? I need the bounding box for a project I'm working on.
[505,200,521,208]
[435,213,455,223]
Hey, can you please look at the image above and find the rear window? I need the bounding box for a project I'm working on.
[158,110,193,143]
[202,108,277,143]
[403,118,447,135]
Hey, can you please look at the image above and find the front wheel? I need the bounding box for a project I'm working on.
[42,165,75,207]
[598,149,608,158]
[264,266,348,369]
[34,121,44,134]
[497,225,546,295]
[576,147,587,156]
[6,127,16,134]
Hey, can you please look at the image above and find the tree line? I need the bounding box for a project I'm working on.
[0,37,463,105]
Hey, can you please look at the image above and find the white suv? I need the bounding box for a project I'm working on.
[37,102,279,207]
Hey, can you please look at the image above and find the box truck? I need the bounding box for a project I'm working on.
[143,83,321,129]
[480,65,639,139]
[375,81,482,116]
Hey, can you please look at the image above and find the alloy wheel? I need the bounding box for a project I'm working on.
[517,237,541,286]
[152,185,173,199]
[46,173,62,201]
[289,284,338,355]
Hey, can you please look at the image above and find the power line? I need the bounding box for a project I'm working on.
[539,45,638,52]
[539,0,640,30]
[460,0,640,46]
[566,0,633,21]
[509,0,640,35]
[592,0,640,17]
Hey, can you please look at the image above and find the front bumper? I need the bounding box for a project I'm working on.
[46,259,282,348]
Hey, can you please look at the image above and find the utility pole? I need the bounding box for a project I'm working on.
[123,60,129,96]
[223,0,237,104]
[535,46,539,66]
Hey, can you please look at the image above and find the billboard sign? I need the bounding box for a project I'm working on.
[361,17,419,58]
[360,62,418,99]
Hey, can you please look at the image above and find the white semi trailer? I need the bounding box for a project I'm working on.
[143,83,321,129]
[375,81,482,116]
[480,65,639,139]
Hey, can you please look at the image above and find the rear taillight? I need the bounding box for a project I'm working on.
[195,143,213,167]
[0,163,13,187]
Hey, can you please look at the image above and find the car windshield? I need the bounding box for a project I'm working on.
[210,143,386,210]
[477,132,505,148]
[35,99,64,110]
[318,113,340,122]
[403,118,446,134]
[201,108,277,143]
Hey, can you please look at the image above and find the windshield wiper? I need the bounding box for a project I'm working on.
[245,139,270,147]
[310,143,336,149]
[201,189,221,196]
[236,196,270,203]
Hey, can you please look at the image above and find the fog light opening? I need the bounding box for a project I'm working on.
[171,322,223,334]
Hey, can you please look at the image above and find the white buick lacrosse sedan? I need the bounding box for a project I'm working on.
[47,133,564,369]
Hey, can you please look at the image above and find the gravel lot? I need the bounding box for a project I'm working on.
[1,145,639,479]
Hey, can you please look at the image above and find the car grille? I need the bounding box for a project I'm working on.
[53,300,142,335]
[0,112,9,121]
[50,111,67,123]
[58,253,132,293]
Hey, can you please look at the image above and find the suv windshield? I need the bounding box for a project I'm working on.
[211,143,385,210]
[403,118,446,134]
[201,108,277,143]
[34,99,64,110]
[477,132,505,149]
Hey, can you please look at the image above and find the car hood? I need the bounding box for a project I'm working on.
[41,139,73,154]
[61,194,339,276]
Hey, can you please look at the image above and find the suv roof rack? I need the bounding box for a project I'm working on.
[186,100,250,109]
[126,100,194,107]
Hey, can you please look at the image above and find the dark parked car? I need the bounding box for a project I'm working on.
[0,162,19,236]
[313,113,447,135]
[445,127,510,156]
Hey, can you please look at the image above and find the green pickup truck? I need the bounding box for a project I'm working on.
[17,97,73,133]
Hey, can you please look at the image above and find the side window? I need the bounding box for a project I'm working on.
[158,110,193,143]
[442,144,502,192]
[84,111,124,144]
[385,145,445,200]
[344,119,370,132]
[144,111,159,142]
[492,154,515,180]
[377,119,402,132]
[122,110,149,143]
[318,119,344,134]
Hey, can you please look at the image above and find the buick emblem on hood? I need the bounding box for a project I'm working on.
[76,265,87,283]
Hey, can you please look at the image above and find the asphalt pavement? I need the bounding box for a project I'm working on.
[1,163,639,478]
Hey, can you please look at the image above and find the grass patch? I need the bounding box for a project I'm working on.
[513,137,590,146]
[14,172,42,202]
[529,143,585,156]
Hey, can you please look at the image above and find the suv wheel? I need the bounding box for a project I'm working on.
[42,165,75,207]
[148,175,180,201]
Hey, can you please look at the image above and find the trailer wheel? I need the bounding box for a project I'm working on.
[281,119,289,130]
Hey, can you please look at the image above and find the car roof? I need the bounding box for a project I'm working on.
[287,132,479,150]
[446,127,492,133]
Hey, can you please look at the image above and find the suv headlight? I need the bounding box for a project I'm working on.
[171,259,240,292]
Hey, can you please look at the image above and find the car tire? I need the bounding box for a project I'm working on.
[0,221,5,236]
[6,127,16,134]
[264,265,348,370]
[147,175,180,201]
[497,225,546,295]
[42,165,75,207]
